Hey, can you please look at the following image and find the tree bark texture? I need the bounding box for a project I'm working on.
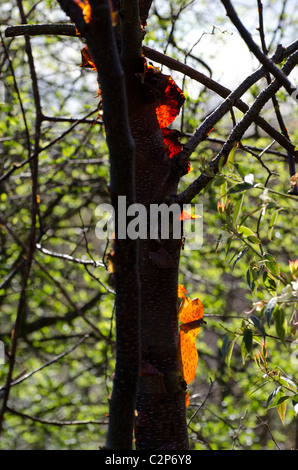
[56,0,189,450]
[125,74,189,449]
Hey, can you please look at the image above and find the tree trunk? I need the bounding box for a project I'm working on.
[56,0,189,450]
[125,69,189,450]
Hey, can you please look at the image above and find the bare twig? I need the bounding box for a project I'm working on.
[145,43,298,161]
[177,49,298,204]
[4,23,298,155]
[0,0,43,434]
[0,31,31,157]
[6,407,108,427]
[0,335,89,393]
[36,243,105,268]
[256,415,281,450]
[267,0,289,52]
[187,378,214,426]
[221,0,295,95]
[0,109,98,184]
[232,409,248,450]
[256,0,297,194]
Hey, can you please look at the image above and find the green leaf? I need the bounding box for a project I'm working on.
[268,210,279,241]
[237,225,257,238]
[279,376,297,391]
[264,275,277,292]
[247,235,261,244]
[213,176,226,187]
[265,297,277,326]
[218,155,225,171]
[267,387,289,426]
[241,328,253,363]
[221,335,229,358]
[266,386,281,408]
[276,398,287,426]
[249,314,266,337]
[233,193,244,226]
[273,308,286,344]
[227,146,236,171]
[232,246,248,269]
[264,253,280,278]
[246,268,251,288]
[229,182,254,194]
[225,336,238,368]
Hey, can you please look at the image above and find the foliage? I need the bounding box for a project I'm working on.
[0,0,297,450]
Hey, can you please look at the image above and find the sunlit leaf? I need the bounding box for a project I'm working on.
[155,75,185,129]
[180,210,201,221]
[247,235,261,245]
[276,397,287,426]
[161,128,183,159]
[233,193,244,226]
[178,284,187,299]
[178,293,204,395]
[178,296,204,324]
[237,225,257,238]
[179,326,201,384]
[227,146,235,171]
[74,0,92,24]
[185,391,190,407]
[143,61,184,129]
[80,45,96,70]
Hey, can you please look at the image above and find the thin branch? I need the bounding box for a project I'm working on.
[0,0,43,434]
[5,23,77,37]
[0,31,31,157]
[256,0,297,193]
[0,214,109,341]
[238,141,277,177]
[4,24,298,156]
[42,113,102,125]
[144,43,298,160]
[256,415,281,450]
[0,335,89,393]
[36,243,105,268]
[177,49,298,204]
[232,409,248,450]
[6,407,108,427]
[256,0,268,55]
[267,0,289,52]
[21,291,105,337]
[221,0,295,95]
[0,109,97,184]
[187,378,214,426]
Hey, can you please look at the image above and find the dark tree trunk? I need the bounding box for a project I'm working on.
[124,69,189,449]
[57,0,189,450]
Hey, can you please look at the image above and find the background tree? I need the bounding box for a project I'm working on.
[0,0,297,450]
